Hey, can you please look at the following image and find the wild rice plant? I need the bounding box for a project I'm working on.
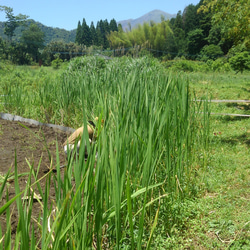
[0,56,209,249]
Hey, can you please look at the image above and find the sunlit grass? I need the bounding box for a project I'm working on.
[0,56,210,248]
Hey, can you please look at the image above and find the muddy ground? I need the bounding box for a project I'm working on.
[0,117,71,242]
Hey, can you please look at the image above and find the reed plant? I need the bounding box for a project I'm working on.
[0,56,209,249]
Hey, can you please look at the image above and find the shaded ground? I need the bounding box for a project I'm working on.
[0,117,71,241]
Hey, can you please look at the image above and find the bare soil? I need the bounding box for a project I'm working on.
[0,118,71,241]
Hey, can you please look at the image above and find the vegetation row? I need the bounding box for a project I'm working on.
[0,56,211,248]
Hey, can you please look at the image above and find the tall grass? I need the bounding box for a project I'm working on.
[0,56,209,248]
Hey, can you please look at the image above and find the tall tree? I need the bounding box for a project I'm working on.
[21,23,45,61]
[96,20,105,47]
[173,11,183,30]
[187,28,205,57]
[102,19,110,48]
[81,18,91,46]
[182,4,199,35]
[89,21,97,45]
[198,0,250,46]
[110,19,118,32]
[0,6,28,42]
[75,21,82,44]
[171,11,186,56]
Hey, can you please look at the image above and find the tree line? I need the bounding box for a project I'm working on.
[0,0,249,72]
[75,18,119,48]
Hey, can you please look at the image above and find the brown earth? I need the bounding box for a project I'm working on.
[0,117,71,242]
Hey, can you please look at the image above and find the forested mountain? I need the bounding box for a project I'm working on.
[118,9,176,31]
[0,19,76,44]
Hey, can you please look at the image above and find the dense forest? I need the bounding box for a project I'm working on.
[0,0,249,72]
[0,20,76,44]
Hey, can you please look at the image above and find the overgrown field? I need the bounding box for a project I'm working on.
[0,57,249,249]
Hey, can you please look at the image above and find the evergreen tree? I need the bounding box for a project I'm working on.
[110,19,118,32]
[89,21,97,45]
[81,18,91,46]
[182,4,199,35]
[96,20,105,47]
[75,21,82,44]
[170,11,186,56]
[173,11,183,30]
[103,19,110,48]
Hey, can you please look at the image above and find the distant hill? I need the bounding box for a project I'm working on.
[0,19,76,44]
[0,9,176,44]
[118,9,176,31]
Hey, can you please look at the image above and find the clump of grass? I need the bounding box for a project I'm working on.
[0,56,209,248]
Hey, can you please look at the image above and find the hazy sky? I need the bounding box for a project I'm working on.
[0,0,201,31]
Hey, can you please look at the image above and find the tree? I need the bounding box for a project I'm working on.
[110,19,118,32]
[173,11,183,30]
[103,19,110,48]
[89,21,97,45]
[75,21,82,44]
[96,20,105,47]
[229,51,250,74]
[200,44,224,61]
[170,11,186,56]
[173,28,186,56]
[21,23,45,61]
[0,6,28,42]
[81,18,91,46]
[182,4,199,35]
[187,29,205,58]
[198,0,250,46]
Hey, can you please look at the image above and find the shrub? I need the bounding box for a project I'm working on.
[51,53,64,69]
[211,58,231,72]
[200,44,224,61]
[229,51,250,73]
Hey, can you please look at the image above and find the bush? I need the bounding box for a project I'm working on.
[51,53,64,69]
[200,44,224,61]
[169,59,196,72]
[164,58,213,72]
[229,51,250,73]
[211,58,232,72]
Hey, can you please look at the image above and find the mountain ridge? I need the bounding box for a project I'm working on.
[118,9,176,31]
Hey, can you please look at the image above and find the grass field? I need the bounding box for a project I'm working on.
[0,57,249,249]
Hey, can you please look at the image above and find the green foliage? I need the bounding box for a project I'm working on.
[1,62,249,248]
[198,0,250,45]
[20,23,45,61]
[0,5,28,42]
[187,29,205,58]
[182,4,199,35]
[229,51,250,74]
[0,56,210,248]
[42,40,86,65]
[210,58,232,72]
[51,54,63,69]
[163,57,233,73]
[75,18,118,48]
[164,58,198,72]
[200,44,224,61]
[108,21,175,57]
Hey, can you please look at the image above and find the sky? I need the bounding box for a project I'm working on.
[0,0,201,31]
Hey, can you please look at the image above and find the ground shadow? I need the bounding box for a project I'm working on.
[226,103,250,111]
[219,133,250,147]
